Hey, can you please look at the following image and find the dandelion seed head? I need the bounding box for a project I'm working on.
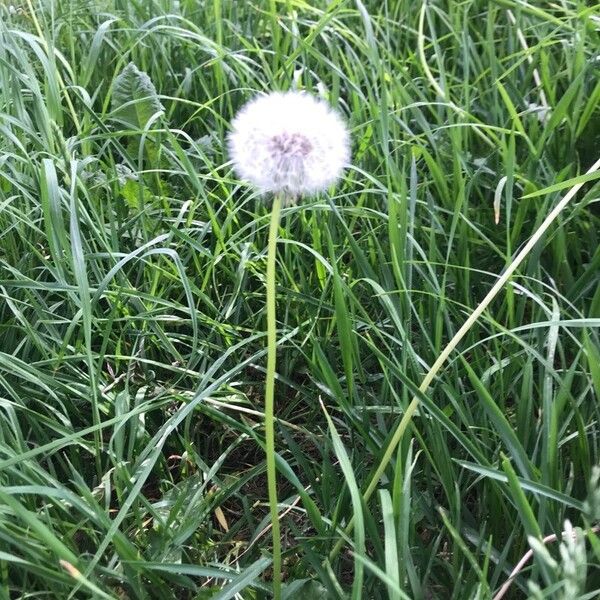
[228,91,350,198]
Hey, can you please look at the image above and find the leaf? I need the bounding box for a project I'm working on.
[462,359,533,479]
[379,489,401,600]
[282,579,330,599]
[521,170,600,198]
[111,62,164,129]
[584,334,600,403]
[119,178,153,209]
[321,401,365,600]
[456,461,583,510]
[213,506,229,532]
[211,557,272,600]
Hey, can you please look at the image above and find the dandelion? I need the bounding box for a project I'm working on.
[228,90,350,600]
[228,90,350,200]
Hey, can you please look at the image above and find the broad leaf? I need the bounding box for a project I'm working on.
[111,62,164,129]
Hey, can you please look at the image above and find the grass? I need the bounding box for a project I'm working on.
[0,0,599,598]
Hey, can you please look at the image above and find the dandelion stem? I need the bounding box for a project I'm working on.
[265,194,283,600]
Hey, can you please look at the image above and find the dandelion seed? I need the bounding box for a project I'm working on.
[228,91,350,199]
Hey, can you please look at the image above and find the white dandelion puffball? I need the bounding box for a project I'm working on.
[228,91,350,197]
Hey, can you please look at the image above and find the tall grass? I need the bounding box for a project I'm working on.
[0,1,599,598]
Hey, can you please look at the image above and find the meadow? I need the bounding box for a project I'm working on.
[1,0,600,598]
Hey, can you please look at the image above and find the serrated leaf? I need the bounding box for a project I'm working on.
[111,62,164,129]
[120,179,153,209]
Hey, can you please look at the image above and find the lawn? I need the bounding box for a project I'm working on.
[0,0,599,598]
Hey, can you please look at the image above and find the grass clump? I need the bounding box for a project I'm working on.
[0,1,599,598]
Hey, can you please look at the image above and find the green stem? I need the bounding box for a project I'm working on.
[266,194,283,599]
